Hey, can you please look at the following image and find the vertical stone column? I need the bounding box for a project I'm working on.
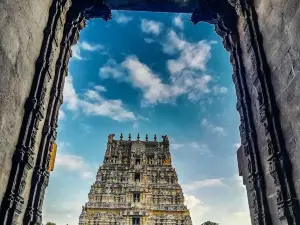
[0,0,70,224]
[237,0,300,224]
[0,0,53,212]
[23,1,86,224]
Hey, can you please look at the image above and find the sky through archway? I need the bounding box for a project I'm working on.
[43,10,251,225]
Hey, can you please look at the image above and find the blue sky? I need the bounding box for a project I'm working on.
[43,11,251,225]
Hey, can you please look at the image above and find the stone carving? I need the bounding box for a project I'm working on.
[82,0,112,21]
[79,134,192,225]
[108,133,115,143]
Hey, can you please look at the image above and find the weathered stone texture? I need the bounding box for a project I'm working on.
[0,0,53,205]
[79,134,192,225]
[255,0,300,208]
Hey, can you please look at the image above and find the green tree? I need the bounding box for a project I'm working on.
[45,222,56,225]
[201,221,219,225]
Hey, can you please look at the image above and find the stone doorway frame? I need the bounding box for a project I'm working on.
[0,0,299,225]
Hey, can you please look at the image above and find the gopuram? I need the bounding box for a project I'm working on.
[78,134,192,225]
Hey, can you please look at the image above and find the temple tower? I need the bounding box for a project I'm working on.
[78,134,192,225]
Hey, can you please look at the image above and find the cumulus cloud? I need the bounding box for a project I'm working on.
[212,126,226,136]
[173,15,184,29]
[55,142,95,179]
[212,85,228,94]
[63,75,136,121]
[172,143,184,150]
[188,142,211,154]
[58,109,65,121]
[234,143,241,149]
[71,45,84,60]
[63,75,79,110]
[169,139,211,155]
[201,118,226,136]
[81,41,104,51]
[114,12,133,24]
[94,85,107,92]
[99,59,125,80]
[141,19,163,36]
[144,38,155,44]
[184,194,211,224]
[43,190,89,225]
[182,178,225,192]
[100,56,215,106]
[165,30,213,72]
[71,41,104,60]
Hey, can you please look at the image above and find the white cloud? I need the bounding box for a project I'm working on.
[219,211,251,225]
[184,194,211,225]
[212,126,226,136]
[63,74,136,122]
[43,190,89,225]
[55,143,94,180]
[201,118,209,127]
[81,41,104,51]
[165,30,212,73]
[94,85,107,92]
[123,56,182,105]
[201,118,226,136]
[213,85,228,94]
[58,109,65,121]
[71,45,84,60]
[182,178,225,192]
[172,143,184,150]
[98,33,224,106]
[99,59,125,80]
[189,142,211,154]
[80,94,136,121]
[141,19,163,36]
[114,13,133,24]
[234,143,241,149]
[144,38,155,44]
[137,115,150,121]
[173,15,184,29]
[71,41,104,60]
[133,121,139,129]
[122,56,213,105]
[63,75,79,110]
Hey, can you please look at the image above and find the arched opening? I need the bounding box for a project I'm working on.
[41,10,250,224]
[1,1,300,225]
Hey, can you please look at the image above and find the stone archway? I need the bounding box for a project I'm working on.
[0,0,300,224]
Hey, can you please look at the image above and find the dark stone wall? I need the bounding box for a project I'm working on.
[255,0,300,223]
[254,0,300,199]
[236,0,300,224]
[0,0,52,206]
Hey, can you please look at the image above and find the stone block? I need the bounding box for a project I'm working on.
[287,8,300,44]
[283,0,300,26]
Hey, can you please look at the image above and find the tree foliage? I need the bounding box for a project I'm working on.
[45,222,56,225]
[201,221,219,225]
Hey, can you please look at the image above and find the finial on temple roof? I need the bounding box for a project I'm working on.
[120,133,123,140]
[146,134,148,141]
[108,134,115,143]
[129,133,131,141]
[137,133,140,141]
[162,135,169,142]
[154,134,157,142]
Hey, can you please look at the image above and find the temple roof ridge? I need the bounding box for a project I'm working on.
[108,133,169,143]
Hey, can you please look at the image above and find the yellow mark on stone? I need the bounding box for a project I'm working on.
[163,156,171,165]
[48,143,57,172]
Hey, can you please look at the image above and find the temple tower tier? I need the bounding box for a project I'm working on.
[79,134,192,225]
